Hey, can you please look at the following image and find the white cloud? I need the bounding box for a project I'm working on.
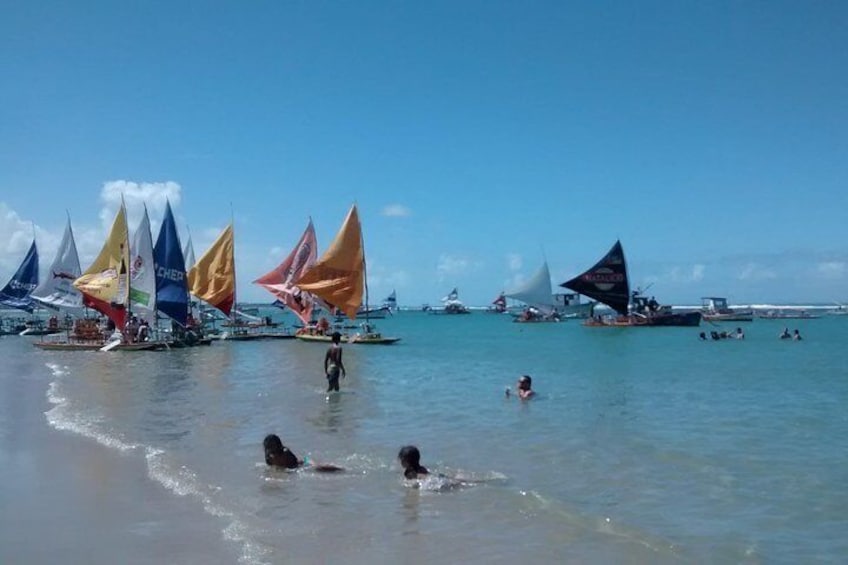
[668,264,705,283]
[507,253,522,271]
[816,261,846,279]
[100,180,182,233]
[436,254,471,282]
[381,204,411,218]
[738,263,777,281]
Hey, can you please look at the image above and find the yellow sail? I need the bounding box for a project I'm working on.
[187,224,235,316]
[73,205,130,329]
[295,205,364,319]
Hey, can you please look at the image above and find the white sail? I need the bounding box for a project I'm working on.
[183,233,196,270]
[129,206,157,316]
[505,261,555,314]
[31,217,84,310]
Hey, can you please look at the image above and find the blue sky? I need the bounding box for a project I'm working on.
[1,1,846,306]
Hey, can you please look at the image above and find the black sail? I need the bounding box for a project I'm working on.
[561,240,630,315]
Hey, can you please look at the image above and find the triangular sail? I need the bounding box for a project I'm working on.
[505,261,555,314]
[561,240,629,315]
[253,219,317,325]
[74,206,131,330]
[153,201,188,326]
[129,206,156,317]
[0,240,39,312]
[187,224,235,316]
[492,293,506,308]
[183,232,199,322]
[294,205,364,320]
[383,290,397,308]
[442,288,459,302]
[32,218,84,311]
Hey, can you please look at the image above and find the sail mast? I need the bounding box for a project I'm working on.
[360,206,370,326]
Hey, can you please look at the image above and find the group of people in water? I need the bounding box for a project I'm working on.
[700,328,745,340]
[780,327,803,340]
[699,326,804,341]
[264,338,536,480]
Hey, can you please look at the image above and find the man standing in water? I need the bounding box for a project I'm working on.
[324,331,346,392]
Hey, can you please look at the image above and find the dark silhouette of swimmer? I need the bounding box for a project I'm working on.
[793,329,803,341]
[324,332,346,392]
[263,434,343,472]
[699,332,707,340]
[780,327,791,340]
[398,445,429,479]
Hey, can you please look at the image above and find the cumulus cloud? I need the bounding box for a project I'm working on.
[381,204,411,218]
[507,253,522,271]
[436,254,471,282]
[100,180,182,233]
[738,263,777,281]
[816,261,846,279]
[668,264,705,283]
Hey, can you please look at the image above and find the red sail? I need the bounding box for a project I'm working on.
[253,220,317,325]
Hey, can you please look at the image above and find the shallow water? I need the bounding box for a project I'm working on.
[3,313,847,563]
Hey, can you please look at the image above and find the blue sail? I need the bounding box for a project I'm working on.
[153,201,188,326]
[0,240,39,312]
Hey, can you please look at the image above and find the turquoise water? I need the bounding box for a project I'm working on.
[4,312,848,563]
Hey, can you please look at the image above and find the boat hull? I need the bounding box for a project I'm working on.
[295,332,400,345]
[585,312,702,327]
[33,341,166,351]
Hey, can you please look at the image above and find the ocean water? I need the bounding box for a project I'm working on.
[2,312,848,563]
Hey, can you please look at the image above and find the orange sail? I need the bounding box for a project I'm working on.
[253,220,317,325]
[187,224,235,316]
[294,205,364,319]
[73,205,131,330]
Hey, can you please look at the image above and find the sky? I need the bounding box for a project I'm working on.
[1,1,847,306]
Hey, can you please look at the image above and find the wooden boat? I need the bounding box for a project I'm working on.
[562,240,701,328]
[506,261,564,323]
[293,205,400,344]
[701,297,754,322]
[34,340,165,351]
[294,327,400,345]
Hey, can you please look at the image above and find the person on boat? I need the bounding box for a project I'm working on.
[137,319,150,342]
[515,375,535,400]
[324,331,346,392]
[317,316,330,335]
[780,327,791,339]
[398,445,429,479]
[263,434,343,472]
[648,296,659,312]
[733,327,745,339]
[793,329,803,341]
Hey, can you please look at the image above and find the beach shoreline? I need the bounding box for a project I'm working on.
[0,355,239,565]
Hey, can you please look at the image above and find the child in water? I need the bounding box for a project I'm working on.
[398,445,429,479]
[263,434,343,472]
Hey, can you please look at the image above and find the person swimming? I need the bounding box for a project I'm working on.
[780,327,791,339]
[398,445,429,479]
[793,329,803,341]
[516,375,535,400]
[263,434,343,472]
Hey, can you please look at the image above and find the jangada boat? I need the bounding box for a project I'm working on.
[291,205,400,345]
[562,240,701,328]
[506,261,562,323]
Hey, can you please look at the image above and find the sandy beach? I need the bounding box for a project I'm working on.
[0,351,238,565]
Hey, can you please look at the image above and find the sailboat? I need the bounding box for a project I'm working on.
[561,240,701,327]
[293,205,400,344]
[0,238,42,334]
[506,261,561,323]
[488,292,507,314]
[435,287,471,314]
[187,223,236,338]
[254,219,318,326]
[153,201,208,346]
[36,205,164,350]
[129,206,157,322]
[382,290,397,312]
[30,216,84,335]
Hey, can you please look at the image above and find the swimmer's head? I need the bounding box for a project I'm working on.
[517,375,532,390]
[263,434,285,464]
[398,445,421,469]
[331,331,342,344]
